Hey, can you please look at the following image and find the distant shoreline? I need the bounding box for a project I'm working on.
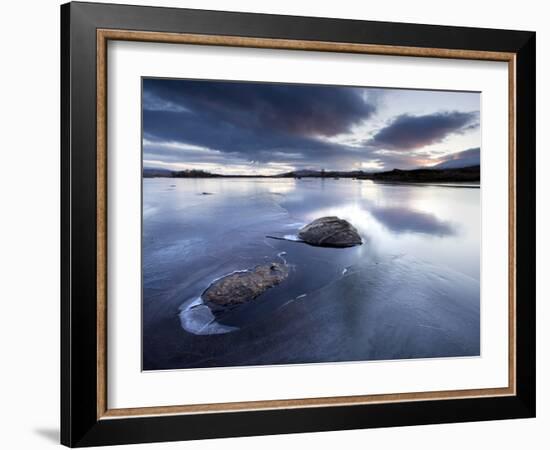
[143,165,480,184]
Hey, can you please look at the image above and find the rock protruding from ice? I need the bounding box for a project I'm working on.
[203,263,289,311]
[298,216,362,248]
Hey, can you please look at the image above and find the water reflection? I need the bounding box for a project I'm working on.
[142,177,480,370]
[370,206,455,236]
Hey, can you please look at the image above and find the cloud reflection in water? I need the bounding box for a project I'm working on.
[370,206,455,236]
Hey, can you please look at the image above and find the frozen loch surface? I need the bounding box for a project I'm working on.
[142,178,480,370]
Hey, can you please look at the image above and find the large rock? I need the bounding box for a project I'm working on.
[298,216,362,248]
[203,263,289,310]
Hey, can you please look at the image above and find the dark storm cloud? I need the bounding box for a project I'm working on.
[142,79,480,172]
[143,110,345,162]
[144,78,376,137]
[367,111,479,151]
[142,78,378,167]
[143,135,361,171]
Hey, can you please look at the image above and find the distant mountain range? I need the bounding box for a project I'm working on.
[143,164,480,183]
[144,147,481,182]
[433,147,480,170]
[360,165,479,183]
[143,148,481,180]
[279,166,480,182]
[279,169,368,178]
[143,168,222,178]
[142,168,173,178]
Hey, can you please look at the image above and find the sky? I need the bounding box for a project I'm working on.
[142,78,480,175]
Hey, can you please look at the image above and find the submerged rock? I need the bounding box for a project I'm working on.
[203,263,289,311]
[298,216,362,248]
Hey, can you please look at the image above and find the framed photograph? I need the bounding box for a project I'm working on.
[61,2,536,447]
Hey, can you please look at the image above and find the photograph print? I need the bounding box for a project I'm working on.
[142,78,481,371]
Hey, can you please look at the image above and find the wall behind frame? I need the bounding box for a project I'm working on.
[0,0,545,449]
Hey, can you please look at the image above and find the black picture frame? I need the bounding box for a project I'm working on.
[61,1,535,447]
